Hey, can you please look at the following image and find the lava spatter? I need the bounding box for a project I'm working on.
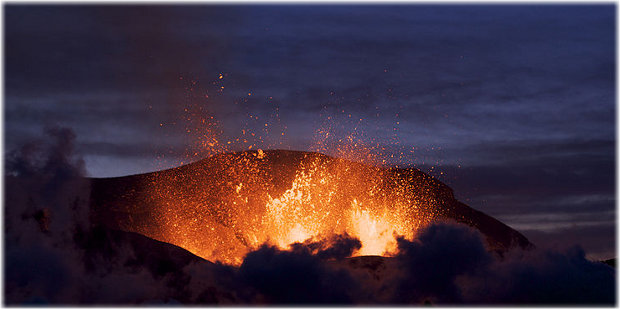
[124,149,444,265]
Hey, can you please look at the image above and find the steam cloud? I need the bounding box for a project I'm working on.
[4,127,615,305]
[239,234,362,304]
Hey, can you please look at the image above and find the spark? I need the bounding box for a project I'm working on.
[125,79,439,265]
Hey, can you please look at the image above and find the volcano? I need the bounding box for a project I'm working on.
[8,148,614,306]
[90,149,532,264]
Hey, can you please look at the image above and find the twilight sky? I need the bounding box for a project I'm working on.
[4,4,616,259]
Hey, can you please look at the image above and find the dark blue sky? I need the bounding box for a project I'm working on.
[4,4,616,259]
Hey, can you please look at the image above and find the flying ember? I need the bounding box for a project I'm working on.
[94,78,448,265]
[99,148,446,265]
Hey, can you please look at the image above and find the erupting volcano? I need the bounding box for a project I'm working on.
[91,149,531,265]
[87,69,531,265]
[5,4,616,305]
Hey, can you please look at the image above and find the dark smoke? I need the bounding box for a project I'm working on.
[383,222,615,305]
[239,235,362,304]
[5,126,89,239]
[459,246,616,304]
[388,223,493,303]
[4,126,180,304]
[5,126,89,303]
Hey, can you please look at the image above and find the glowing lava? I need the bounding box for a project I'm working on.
[100,76,448,264]
[260,157,420,257]
[105,150,446,265]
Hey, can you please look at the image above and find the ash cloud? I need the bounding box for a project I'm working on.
[5,126,89,303]
[385,223,615,305]
[4,126,186,304]
[5,125,89,243]
[388,223,492,303]
[235,223,615,305]
[459,246,616,304]
[238,234,362,304]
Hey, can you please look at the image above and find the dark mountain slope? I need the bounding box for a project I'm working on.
[90,149,532,262]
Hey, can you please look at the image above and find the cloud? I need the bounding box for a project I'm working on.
[5,125,89,240]
[460,246,616,304]
[5,243,76,303]
[387,223,492,303]
[239,239,361,304]
[6,125,85,177]
[235,222,615,305]
[522,224,616,261]
[5,126,88,303]
[4,126,185,304]
[377,222,615,305]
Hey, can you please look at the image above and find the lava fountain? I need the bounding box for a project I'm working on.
[93,149,449,265]
[90,76,510,265]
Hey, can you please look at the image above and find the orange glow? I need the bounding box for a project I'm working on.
[117,78,446,265]
[119,149,444,265]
